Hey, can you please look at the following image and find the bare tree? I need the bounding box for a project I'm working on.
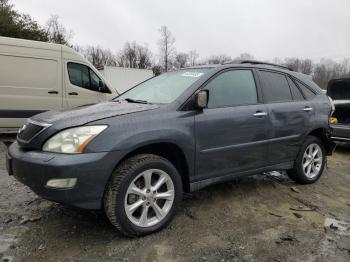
[158,26,176,71]
[81,46,116,68]
[117,41,152,69]
[312,58,350,89]
[188,50,199,66]
[174,52,189,69]
[207,54,231,64]
[45,15,73,45]
[283,58,313,74]
[136,44,152,69]
[232,53,255,62]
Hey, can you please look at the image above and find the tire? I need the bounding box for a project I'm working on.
[104,154,183,237]
[287,136,326,184]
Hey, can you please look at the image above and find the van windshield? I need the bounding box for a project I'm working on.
[114,69,210,104]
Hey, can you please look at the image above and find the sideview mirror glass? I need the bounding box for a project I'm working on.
[99,80,104,88]
[98,80,111,93]
[196,90,209,109]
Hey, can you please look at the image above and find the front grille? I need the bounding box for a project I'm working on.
[17,122,45,142]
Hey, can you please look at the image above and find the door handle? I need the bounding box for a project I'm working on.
[303,106,313,112]
[253,111,268,117]
[48,90,58,94]
[68,92,78,96]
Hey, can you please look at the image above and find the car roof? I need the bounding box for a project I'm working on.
[184,61,323,94]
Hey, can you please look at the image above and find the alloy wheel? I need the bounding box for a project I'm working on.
[302,143,323,179]
[124,169,175,227]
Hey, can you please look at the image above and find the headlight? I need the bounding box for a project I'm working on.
[42,125,107,154]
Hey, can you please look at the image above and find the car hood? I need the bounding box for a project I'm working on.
[17,101,159,149]
[31,101,159,127]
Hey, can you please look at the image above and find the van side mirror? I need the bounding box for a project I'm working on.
[195,90,209,109]
[98,80,111,93]
[99,80,105,89]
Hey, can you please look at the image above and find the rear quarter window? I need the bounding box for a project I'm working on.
[295,80,316,99]
[287,77,304,101]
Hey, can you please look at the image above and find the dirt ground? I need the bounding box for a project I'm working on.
[0,135,349,262]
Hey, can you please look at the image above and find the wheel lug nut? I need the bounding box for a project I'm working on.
[146,189,150,193]
[153,191,156,194]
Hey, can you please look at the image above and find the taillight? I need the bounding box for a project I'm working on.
[327,96,335,116]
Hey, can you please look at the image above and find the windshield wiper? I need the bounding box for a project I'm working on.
[116,98,149,104]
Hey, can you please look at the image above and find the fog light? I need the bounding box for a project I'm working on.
[46,178,77,189]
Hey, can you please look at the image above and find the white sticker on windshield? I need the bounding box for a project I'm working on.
[181,72,204,78]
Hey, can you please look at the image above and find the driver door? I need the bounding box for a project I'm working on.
[64,62,107,108]
[195,69,269,180]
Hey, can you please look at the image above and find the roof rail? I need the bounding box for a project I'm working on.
[239,60,294,71]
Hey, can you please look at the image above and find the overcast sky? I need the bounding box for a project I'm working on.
[11,0,350,62]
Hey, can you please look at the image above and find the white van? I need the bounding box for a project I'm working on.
[0,37,118,132]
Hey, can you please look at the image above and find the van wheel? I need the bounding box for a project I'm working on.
[104,154,182,237]
[287,136,326,184]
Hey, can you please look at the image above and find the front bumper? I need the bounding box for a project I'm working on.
[6,142,122,209]
[331,124,350,142]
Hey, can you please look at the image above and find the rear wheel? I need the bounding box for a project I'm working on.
[104,154,182,237]
[287,136,326,184]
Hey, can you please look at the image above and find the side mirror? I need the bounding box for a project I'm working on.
[99,80,105,89]
[195,90,209,109]
[98,80,111,93]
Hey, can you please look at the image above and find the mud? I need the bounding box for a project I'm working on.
[0,135,349,261]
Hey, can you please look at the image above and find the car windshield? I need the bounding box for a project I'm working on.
[114,69,211,104]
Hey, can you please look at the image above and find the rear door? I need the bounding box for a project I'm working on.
[64,62,108,108]
[195,69,269,180]
[258,70,314,164]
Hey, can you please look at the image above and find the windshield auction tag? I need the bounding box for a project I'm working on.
[181,72,204,78]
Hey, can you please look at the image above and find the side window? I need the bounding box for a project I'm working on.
[259,71,292,103]
[67,62,103,92]
[90,69,101,91]
[205,70,258,108]
[67,63,90,89]
[296,81,316,99]
[287,77,304,101]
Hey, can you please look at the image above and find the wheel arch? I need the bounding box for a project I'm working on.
[306,127,334,155]
[114,142,192,192]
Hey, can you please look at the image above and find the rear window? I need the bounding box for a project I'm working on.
[259,71,292,103]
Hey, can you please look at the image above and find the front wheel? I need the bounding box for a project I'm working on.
[104,154,183,237]
[287,136,326,184]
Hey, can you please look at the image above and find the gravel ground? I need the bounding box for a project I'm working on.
[0,135,349,262]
